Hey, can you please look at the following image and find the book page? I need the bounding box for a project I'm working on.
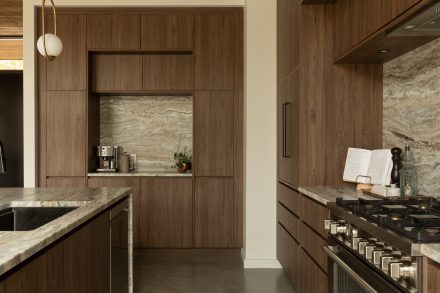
[367,149,392,185]
[342,148,371,183]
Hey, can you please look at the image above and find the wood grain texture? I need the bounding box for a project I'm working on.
[424,257,440,293]
[277,203,301,242]
[87,15,140,49]
[299,248,328,293]
[140,178,193,248]
[46,91,86,177]
[93,54,143,92]
[87,177,141,248]
[277,183,302,218]
[46,177,87,187]
[0,0,22,36]
[301,195,329,238]
[195,177,234,248]
[0,40,22,60]
[142,54,194,91]
[277,0,299,82]
[301,222,327,273]
[233,11,244,248]
[46,15,86,90]
[91,210,111,293]
[277,224,300,290]
[195,14,234,90]
[141,14,194,50]
[194,91,234,177]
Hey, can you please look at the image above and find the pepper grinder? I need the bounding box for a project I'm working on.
[390,147,402,186]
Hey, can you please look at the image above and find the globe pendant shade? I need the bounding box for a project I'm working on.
[37,33,63,60]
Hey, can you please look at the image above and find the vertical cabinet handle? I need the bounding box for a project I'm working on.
[282,103,291,158]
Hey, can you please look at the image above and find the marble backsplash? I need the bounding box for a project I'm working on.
[383,38,440,196]
[100,96,192,172]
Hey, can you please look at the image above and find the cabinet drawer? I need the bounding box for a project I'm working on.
[301,194,329,238]
[277,223,300,291]
[300,248,328,293]
[301,222,328,273]
[277,182,301,217]
[277,203,300,242]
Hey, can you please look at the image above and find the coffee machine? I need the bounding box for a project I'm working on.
[96,146,120,172]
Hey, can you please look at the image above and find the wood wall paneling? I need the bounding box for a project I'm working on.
[195,14,234,90]
[46,15,87,90]
[195,178,234,248]
[141,14,194,50]
[142,54,194,91]
[0,40,22,60]
[194,91,234,176]
[0,0,22,36]
[93,54,143,92]
[140,178,193,248]
[87,15,141,49]
[46,91,86,177]
[87,177,141,248]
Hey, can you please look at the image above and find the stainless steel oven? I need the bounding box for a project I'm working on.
[324,244,407,293]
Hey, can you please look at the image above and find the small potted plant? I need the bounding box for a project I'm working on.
[172,146,192,173]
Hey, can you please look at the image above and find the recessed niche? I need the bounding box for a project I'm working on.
[100,96,192,172]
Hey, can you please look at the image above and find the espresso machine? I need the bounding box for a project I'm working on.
[96,146,120,172]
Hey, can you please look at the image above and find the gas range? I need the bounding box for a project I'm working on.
[323,197,440,293]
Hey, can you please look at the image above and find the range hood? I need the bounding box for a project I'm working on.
[389,1,440,37]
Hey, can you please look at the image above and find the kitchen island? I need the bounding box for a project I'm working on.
[0,187,132,293]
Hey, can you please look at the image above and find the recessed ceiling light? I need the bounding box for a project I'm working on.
[405,25,415,29]
[378,49,390,54]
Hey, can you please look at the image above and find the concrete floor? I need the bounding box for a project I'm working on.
[133,249,295,293]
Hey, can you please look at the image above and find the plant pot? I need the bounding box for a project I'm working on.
[177,163,189,173]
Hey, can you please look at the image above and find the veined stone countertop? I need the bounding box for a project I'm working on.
[0,187,132,277]
[88,171,193,177]
[298,186,377,205]
[298,185,440,264]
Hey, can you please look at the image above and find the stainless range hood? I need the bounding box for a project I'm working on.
[389,1,440,37]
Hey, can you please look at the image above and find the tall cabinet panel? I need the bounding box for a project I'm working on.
[46,91,86,177]
[194,91,234,177]
[195,15,234,90]
[46,15,87,90]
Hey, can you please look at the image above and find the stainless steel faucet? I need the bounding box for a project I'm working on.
[0,140,7,173]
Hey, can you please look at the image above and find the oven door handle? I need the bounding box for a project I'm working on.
[323,245,378,293]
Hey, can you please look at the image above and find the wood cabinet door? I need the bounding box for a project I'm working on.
[142,54,194,91]
[88,177,141,248]
[46,91,86,177]
[194,91,234,176]
[195,14,234,90]
[277,69,299,187]
[87,15,140,49]
[139,178,193,248]
[93,54,143,92]
[45,15,86,90]
[46,177,86,187]
[333,0,421,59]
[194,177,234,248]
[141,14,194,50]
[300,248,328,293]
[277,224,300,292]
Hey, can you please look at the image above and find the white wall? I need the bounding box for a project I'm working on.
[23,0,278,268]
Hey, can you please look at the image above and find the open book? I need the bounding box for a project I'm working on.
[342,148,393,185]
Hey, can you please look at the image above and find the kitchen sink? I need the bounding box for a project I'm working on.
[0,206,78,231]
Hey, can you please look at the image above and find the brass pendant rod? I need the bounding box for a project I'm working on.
[41,0,57,61]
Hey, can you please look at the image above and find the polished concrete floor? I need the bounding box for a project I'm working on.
[133,249,295,293]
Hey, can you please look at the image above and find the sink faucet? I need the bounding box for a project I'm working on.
[0,140,7,173]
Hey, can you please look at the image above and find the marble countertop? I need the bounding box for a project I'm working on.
[298,186,378,205]
[0,187,131,276]
[88,171,192,177]
[298,185,440,264]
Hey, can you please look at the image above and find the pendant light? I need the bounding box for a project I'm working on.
[36,0,63,61]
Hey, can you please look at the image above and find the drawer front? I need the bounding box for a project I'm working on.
[301,194,329,237]
[301,222,328,273]
[277,182,301,217]
[277,203,300,242]
[277,223,300,291]
[300,248,328,293]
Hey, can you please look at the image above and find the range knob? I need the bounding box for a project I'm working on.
[358,238,377,255]
[389,259,416,280]
[330,223,348,235]
[380,251,402,271]
[373,246,393,266]
[365,242,385,261]
[352,237,362,250]
[324,219,344,230]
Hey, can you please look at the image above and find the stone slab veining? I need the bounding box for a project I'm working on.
[299,185,440,264]
[0,187,132,279]
[88,171,192,177]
